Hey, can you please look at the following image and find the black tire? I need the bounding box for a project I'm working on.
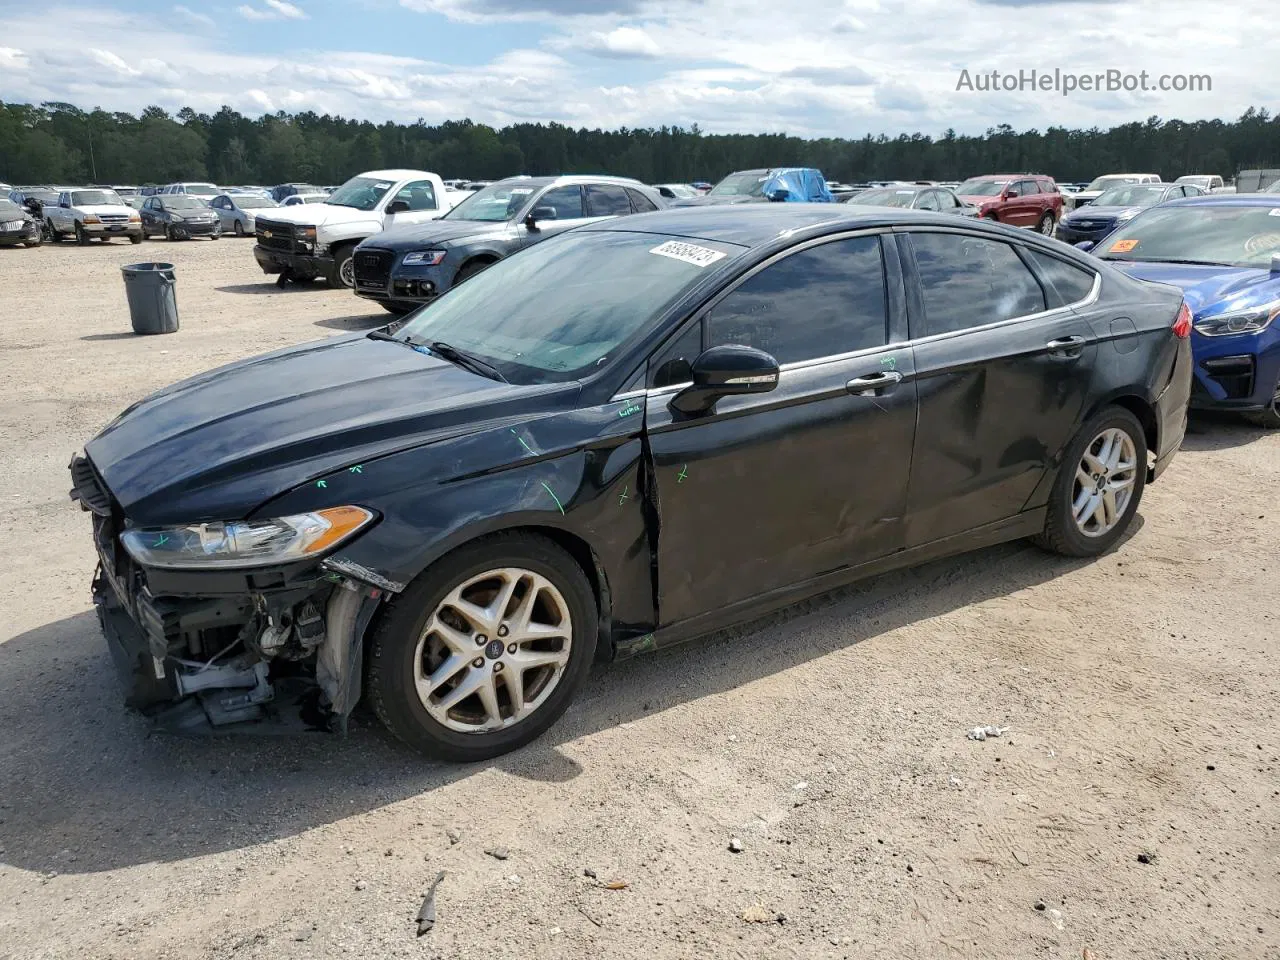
[1037,211,1055,235]
[130,233,143,245]
[165,225,176,241]
[367,532,597,762]
[24,231,42,248]
[1033,406,1147,557]
[454,258,495,287]
[210,229,221,240]
[1242,378,1280,428]
[75,223,91,246]
[234,220,246,237]
[328,244,355,289]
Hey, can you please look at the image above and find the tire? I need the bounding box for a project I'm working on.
[454,258,494,287]
[1242,377,1280,428]
[1033,406,1147,557]
[43,220,56,242]
[130,233,143,245]
[165,225,176,241]
[1037,211,1055,235]
[328,244,355,289]
[367,532,598,761]
[24,231,42,248]
[234,220,246,237]
[984,212,1000,222]
[210,229,221,240]
[75,223,91,246]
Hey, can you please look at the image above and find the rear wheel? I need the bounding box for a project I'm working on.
[1034,406,1147,557]
[1037,211,1055,235]
[1243,377,1280,428]
[367,533,597,761]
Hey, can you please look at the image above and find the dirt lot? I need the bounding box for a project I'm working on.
[0,236,1277,960]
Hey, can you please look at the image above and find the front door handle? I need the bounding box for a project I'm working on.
[1046,335,1086,350]
[846,371,903,396]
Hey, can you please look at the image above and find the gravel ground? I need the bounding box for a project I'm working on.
[0,236,1277,960]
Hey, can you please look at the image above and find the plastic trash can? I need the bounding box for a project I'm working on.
[121,262,179,335]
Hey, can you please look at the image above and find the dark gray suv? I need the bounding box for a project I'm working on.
[352,175,666,313]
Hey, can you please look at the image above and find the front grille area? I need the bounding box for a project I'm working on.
[70,454,112,516]
[1201,355,1255,400]
[256,218,301,252]
[354,249,393,288]
[100,213,130,223]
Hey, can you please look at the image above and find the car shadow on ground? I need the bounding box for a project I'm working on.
[314,314,391,332]
[0,521,1139,876]
[213,282,325,295]
[1179,411,1273,452]
[80,332,148,342]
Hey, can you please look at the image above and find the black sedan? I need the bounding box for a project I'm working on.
[71,205,1190,761]
[139,195,222,240]
[353,175,665,313]
[843,184,977,216]
[0,198,44,247]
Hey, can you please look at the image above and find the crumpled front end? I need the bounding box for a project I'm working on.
[73,454,386,734]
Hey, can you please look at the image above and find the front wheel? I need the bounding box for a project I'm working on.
[1033,406,1147,557]
[1243,377,1280,428]
[234,220,246,237]
[367,533,597,761]
[1037,211,1056,235]
[328,245,355,289]
[130,233,143,245]
[75,223,91,246]
[165,225,176,241]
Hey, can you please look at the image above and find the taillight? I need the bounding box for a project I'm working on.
[1172,302,1192,339]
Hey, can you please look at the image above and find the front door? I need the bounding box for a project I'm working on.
[898,229,1100,546]
[643,233,918,627]
[382,179,444,230]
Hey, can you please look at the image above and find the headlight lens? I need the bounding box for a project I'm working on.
[82,215,102,224]
[1193,300,1280,337]
[402,249,447,266]
[120,505,375,569]
[128,213,141,222]
[300,226,317,240]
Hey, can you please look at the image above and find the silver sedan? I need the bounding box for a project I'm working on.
[210,193,280,237]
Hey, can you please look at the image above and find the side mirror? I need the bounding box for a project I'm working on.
[1073,240,1096,253]
[765,187,791,202]
[525,206,557,230]
[385,199,410,215]
[670,345,779,416]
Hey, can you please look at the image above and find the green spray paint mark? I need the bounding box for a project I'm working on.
[618,402,642,418]
[880,356,897,371]
[618,484,629,506]
[677,464,688,484]
[511,428,536,457]
[634,633,656,653]
[153,534,169,547]
[316,479,328,489]
[348,464,363,474]
[540,481,565,515]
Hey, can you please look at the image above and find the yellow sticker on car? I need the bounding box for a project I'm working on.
[1109,238,1139,253]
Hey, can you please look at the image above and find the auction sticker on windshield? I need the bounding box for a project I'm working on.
[649,240,727,267]
[1109,239,1139,253]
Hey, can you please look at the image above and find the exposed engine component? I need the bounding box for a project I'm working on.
[254,598,328,660]
[174,659,274,726]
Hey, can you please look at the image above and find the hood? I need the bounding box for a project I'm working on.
[364,218,512,251]
[257,203,378,229]
[1112,261,1280,318]
[672,195,761,206]
[79,204,136,216]
[170,209,218,221]
[85,334,553,526]
[956,194,999,207]
[1065,205,1141,222]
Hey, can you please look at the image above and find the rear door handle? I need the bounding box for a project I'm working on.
[846,371,902,396]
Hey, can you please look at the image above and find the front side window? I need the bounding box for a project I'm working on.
[534,185,584,220]
[706,236,889,364]
[394,180,438,211]
[908,233,1046,336]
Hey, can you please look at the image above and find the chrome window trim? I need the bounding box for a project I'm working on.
[609,233,1102,402]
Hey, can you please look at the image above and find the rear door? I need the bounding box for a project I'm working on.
[898,228,1100,546]
[584,183,634,222]
[643,232,918,626]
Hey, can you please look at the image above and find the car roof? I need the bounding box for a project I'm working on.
[1162,194,1280,208]
[357,169,441,181]
[586,203,1011,247]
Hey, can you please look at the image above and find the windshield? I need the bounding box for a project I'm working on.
[72,190,123,206]
[185,184,218,197]
[0,199,23,218]
[708,171,769,198]
[660,184,696,199]
[956,179,1007,196]
[849,188,917,208]
[444,181,538,221]
[1085,176,1139,192]
[397,231,741,383]
[165,196,207,210]
[327,176,394,211]
[1097,204,1280,268]
[235,196,276,208]
[1176,176,1210,187]
[1093,185,1168,207]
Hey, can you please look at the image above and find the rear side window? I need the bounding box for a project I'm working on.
[1026,249,1097,307]
[908,233,1046,336]
[586,184,632,217]
[626,188,658,213]
[706,235,888,364]
[536,185,584,220]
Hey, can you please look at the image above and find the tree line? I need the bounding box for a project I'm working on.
[2,100,1278,188]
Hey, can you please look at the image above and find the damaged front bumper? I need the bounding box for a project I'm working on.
[76,457,388,734]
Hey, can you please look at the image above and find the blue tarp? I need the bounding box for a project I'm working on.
[762,168,834,203]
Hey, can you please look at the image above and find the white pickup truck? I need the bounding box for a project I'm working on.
[253,169,451,288]
[46,188,143,244]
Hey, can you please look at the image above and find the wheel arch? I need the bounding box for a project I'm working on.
[1085,391,1159,473]
[455,251,502,280]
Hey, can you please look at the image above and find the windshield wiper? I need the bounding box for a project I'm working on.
[427,341,507,383]
[1104,256,1235,267]
[366,329,419,348]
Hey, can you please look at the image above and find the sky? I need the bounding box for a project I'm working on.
[0,0,1272,138]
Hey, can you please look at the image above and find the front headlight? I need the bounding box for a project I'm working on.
[1193,300,1280,337]
[299,226,317,240]
[82,215,102,224]
[402,249,447,266]
[120,505,375,570]
[128,213,141,222]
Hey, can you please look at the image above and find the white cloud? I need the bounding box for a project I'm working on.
[0,46,28,70]
[575,26,662,59]
[173,4,215,28]
[237,0,307,21]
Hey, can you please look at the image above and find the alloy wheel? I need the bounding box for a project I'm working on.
[1039,213,1055,234]
[413,567,573,733]
[339,256,356,287]
[1071,427,1137,537]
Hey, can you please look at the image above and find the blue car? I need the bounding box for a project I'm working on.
[1083,195,1280,426]
[1056,182,1201,246]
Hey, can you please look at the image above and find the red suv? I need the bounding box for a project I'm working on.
[954,174,1063,235]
